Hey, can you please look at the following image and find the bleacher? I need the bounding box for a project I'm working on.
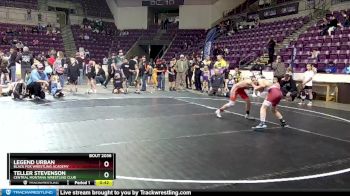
[71,24,136,62]
[163,29,206,60]
[280,9,350,73]
[215,16,309,66]
[0,23,64,55]
[71,23,163,62]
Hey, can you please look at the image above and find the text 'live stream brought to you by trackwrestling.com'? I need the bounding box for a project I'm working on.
[0,189,193,196]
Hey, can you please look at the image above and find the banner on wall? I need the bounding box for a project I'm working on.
[247,2,299,21]
[203,27,218,58]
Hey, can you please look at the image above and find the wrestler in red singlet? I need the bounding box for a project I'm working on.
[216,78,256,119]
[252,78,287,130]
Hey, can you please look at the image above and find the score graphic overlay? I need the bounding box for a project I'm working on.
[7,153,116,186]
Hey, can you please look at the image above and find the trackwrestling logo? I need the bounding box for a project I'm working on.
[2,189,57,196]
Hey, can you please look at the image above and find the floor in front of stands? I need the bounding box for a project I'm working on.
[1,87,350,191]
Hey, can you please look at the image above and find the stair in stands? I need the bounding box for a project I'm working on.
[61,25,77,57]
[276,10,328,55]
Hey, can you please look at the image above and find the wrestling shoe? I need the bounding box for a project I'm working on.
[307,102,313,107]
[215,109,222,118]
[245,114,254,120]
[280,120,288,127]
[252,122,267,130]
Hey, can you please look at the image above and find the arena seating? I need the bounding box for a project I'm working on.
[0,0,38,10]
[72,22,164,62]
[215,16,310,66]
[0,23,64,55]
[280,10,350,73]
[163,29,206,60]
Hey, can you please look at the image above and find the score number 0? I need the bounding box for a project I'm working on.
[103,161,109,178]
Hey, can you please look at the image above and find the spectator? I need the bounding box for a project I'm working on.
[0,52,10,85]
[52,28,58,35]
[186,59,194,89]
[79,34,84,40]
[11,37,19,46]
[32,39,39,46]
[47,54,56,67]
[319,17,329,31]
[342,12,350,27]
[1,35,8,45]
[272,56,287,83]
[175,54,189,91]
[84,34,90,40]
[232,67,242,83]
[29,26,37,34]
[44,58,53,78]
[78,48,85,60]
[16,46,34,81]
[213,45,220,57]
[103,53,116,88]
[164,18,169,30]
[53,51,66,88]
[343,64,350,74]
[203,56,212,69]
[83,18,89,29]
[27,9,32,21]
[312,64,318,74]
[8,47,17,82]
[139,56,149,91]
[128,56,138,86]
[75,52,84,85]
[112,63,125,94]
[36,54,45,64]
[193,56,203,91]
[280,73,298,101]
[225,74,235,97]
[156,59,166,91]
[224,48,229,57]
[267,38,276,65]
[46,28,51,35]
[299,64,314,106]
[168,63,176,91]
[325,61,337,73]
[86,60,97,94]
[26,62,49,99]
[286,66,293,76]
[214,55,228,70]
[310,49,320,60]
[102,56,108,69]
[16,41,24,51]
[37,23,43,31]
[208,69,225,96]
[327,15,342,36]
[201,65,210,93]
[133,60,142,94]
[116,50,125,66]
[95,64,106,85]
[120,59,130,93]
[50,75,64,98]
[6,28,13,36]
[182,42,188,50]
[85,49,90,58]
